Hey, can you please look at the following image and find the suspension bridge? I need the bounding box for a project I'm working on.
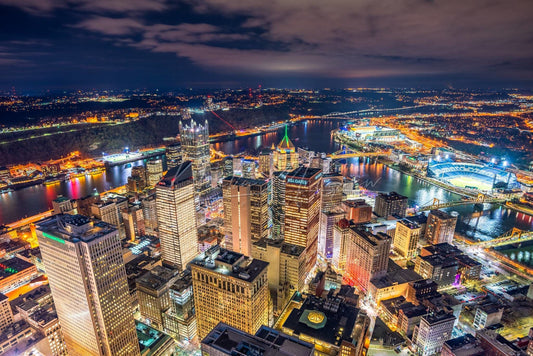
[327,147,391,160]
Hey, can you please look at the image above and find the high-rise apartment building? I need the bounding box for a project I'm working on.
[284,167,322,275]
[374,191,408,218]
[191,246,269,340]
[179,119,211,195]
[258,148,273,178]
[222,177,269,256]
[146,159,164,187]
[413,312,455,356]
[122,204,145,241]
[394,219,422,259]
[345,227,392,291]
[36,215,140,356]
[155,162,198,271]
[272,126,299,171]
[425,210,458,245]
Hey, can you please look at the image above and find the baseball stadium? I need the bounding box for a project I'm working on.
[427,162,518,191]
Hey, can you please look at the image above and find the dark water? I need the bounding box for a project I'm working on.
[1,119,532,242]
[496,241,533,267]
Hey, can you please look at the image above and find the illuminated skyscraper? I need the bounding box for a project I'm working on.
[155,161,198,271]
[345,227,391,291]
[222,177,270,256]
[283,167,322,275]
[146,159,164,187]
[394,219,422,259]
[179,119,211,195]
[271,170,288,240]
[191,246,269,340]
[272,126,299,171]
[36,215,140,356]
[425,210,458,245]
[374,191,408,218]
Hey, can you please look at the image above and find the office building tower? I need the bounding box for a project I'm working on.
[52,196,73,215]
[146,159,164,187]
[179,119,211,195]
[163,271,197,341]
[155,162,198,271]
[252,239,306,315]
[136,266,178,331]
[258,148,273,178]
[414,254,458,287]
[191,247,269,340]
[342,199,373,223]
[272,126,299,171]
[141,194,158,234]
[122,204,145,241]
[318,208,344,260]
[222,156,233,178]
[74,194,100,217]
[241,159,256,179]
[210,160,223,188]
[374,191,408,218]
[36,214,140,356]
[413,312,455,356]
[321,174,344,213]
[284,167,322,274]
[24,304,68,356]
[166,144,182,166]
[222,177,270,256]
[345,227,392,291]
[271,171,288,240]
[0,294,13,332]
[201,322,314,356]
[425,210,458,245]
[91,201,120,227]
[332,218,353,272]
[128,166,147,193]
[394,219,422,259]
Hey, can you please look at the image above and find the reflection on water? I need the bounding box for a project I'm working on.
[1,119,531,243]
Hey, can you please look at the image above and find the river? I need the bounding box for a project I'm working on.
[1,119,532,242]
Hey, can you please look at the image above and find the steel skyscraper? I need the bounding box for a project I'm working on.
[156,161,198,271]
[179,119,211,195]
[36,214,140,356]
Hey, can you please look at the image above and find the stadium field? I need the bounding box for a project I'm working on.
[446,176,492,191]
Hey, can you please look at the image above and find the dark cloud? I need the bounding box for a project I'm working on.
[0,0,532,89]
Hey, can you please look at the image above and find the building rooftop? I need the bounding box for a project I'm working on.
[202,322,314,356]
[422,242,462,257]
[191,246,268,283]
[136,265,179,291]
[36,214,116,244]
[53,195,70,203]
[397,219,420,230]
[282,295,363,348]
[285,167,322,180]
[280,243,306,257]
[350,227,391,247]
[419,254,458,268]
[370,266,422,289]
[223,176,269,187]
[0,257,35,279]
[443,333,485,356]
[428,209,457,220]
[377,191,408,201]
[406,213,428,225]
[136,321,175,356]
[422,312,456,325]
[342,199,371,208]
[157,161,193,189]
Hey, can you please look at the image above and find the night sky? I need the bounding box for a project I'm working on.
[1,0,532,91]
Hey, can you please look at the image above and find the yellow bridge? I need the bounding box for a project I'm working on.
[327,147,391,160]
[475,228,533,248]
[418,193,506,212]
